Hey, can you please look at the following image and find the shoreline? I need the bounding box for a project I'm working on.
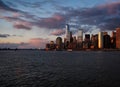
[0,48,120,51]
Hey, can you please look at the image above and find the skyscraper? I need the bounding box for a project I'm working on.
[77,29,83,43]
[111,31,116,48]
[98,32,103,49]
[65,24,70,42]
[103,34,111,48]
[77,29,83,49]
[116,28,120,49]
[56,37,62,50]
[91,34,98,48]
[85,34,90,42]
[83,34,91,48]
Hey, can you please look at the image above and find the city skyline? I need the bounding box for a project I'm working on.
[0,0,120,49]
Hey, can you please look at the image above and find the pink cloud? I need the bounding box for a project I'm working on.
[29,38,48,48]
[53,14,64,21]
[13,21,32,30]
[34,13,66,29]
[50,29,65,36]
[0,38,49,49]
[98,2,120,14]
[44,14,64,22]
[18,38,49,49]
[12,12,21,17]
[1,14,32,30]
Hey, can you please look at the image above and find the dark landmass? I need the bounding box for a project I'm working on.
[0,48,120,52]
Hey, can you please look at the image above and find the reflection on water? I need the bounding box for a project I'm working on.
[0,50,120,87]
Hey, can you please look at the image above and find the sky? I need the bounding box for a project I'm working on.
[0,0,120,49]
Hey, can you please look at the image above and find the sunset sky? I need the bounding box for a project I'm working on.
[0,0,120,49]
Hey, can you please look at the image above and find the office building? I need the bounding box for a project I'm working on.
[77,29,83,43]
[103,34,111,48]
[111,31,116,48]
[116,28,120,49]
[56,37,62,50]
[85,34,90,42]
[65,24,70,42]
[46,43,50,51]
[50,41,56,50]
[91,34,98,48]
[98,32,103,49]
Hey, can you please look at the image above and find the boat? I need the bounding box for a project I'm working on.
[67,49,72,52]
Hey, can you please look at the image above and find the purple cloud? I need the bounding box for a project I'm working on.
[33,13,66,29]
[18,38,49,49]
[30,1,120,31]
[0,38,49,49]
[13,21,32,30]
[50,29,65,36]
[1,0,120,32]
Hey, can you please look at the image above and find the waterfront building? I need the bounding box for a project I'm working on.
[77,42,83,49]
[111,31,116,48]
[111,31,116,38]
[116,28,120,49]
[103,32,108,36]
[70,31,73,43]
[64,38,69,49]
[73,36,77,43]
[77,29,83,49]
[83,34,91,48]
[65,24,70,42]
[45,24,120,50]
[50,41,56,50]
[103,34,111,48]
[56,37,62,50]
[85,34,90,42]
[77,29,83,43]
[98,32,103,49]
[46,43,50,51]
[91,34,98,49]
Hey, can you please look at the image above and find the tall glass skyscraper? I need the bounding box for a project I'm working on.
[65,24,70,42]
[77,29,83,43]
[98,32,103,49]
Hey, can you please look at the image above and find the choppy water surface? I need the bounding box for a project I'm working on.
[0,50,120,87]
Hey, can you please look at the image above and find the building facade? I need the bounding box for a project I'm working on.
[65,24,70,42]
[98,32,103,49]
[56,37,63,50]
[116,28,120,49]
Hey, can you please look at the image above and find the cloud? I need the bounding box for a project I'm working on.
[18,38,49,49]
[12,12,21,17]
[0,33,23,38]
[29,38,49,48]
[50,29,65,36]
[13,21,32,30]
[0,0,21,12]
[0,13,33,30]
[29,1,120,31]
[1,0,120,32]
[33,13,66,29]
[0,34,10,38]
[1,16,20,22]
[0,38,49,49]
[55,1,120,31]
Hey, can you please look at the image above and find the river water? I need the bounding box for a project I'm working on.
[0,50,120,87]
